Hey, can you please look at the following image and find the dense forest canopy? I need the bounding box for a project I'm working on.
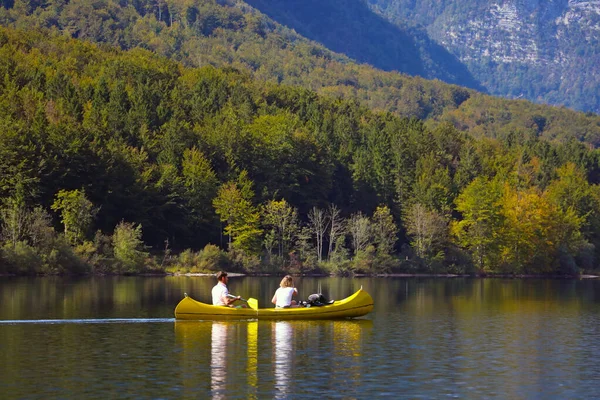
[2,0,600,147]
[1,26,600,277]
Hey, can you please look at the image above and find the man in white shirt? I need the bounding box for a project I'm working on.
[212,271,242,307]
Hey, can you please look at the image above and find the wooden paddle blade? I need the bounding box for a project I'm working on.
[247,298,258,310]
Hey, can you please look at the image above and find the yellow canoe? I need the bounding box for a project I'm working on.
[174,288,374,320]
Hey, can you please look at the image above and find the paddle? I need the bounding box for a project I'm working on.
[227,294,258,310]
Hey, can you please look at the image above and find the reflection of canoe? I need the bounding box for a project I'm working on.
[174,288,374,320]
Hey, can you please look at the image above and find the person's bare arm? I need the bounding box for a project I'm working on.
[223,294,240,305]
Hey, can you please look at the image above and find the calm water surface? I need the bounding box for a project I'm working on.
[1,276,600,399]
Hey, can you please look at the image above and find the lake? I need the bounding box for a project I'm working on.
[1,276,600,398]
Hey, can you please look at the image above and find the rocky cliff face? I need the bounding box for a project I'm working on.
[368,0,600,113]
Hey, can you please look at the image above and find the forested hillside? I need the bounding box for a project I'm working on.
[245,0,483,90]
[2,0,600,147]
[2,27,600,277]
[0,0,474,119]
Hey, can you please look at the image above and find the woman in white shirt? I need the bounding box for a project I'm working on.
[272,275,299,308]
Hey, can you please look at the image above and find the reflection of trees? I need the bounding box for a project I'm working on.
[174,321,213,397]
[1,276,383,320]
[0,276,218,320]
[400,279,590,398]
[331,320,371,395]
[273,321,293,399]
[6,276,600,398]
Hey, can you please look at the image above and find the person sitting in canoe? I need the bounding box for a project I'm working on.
[212,271,246,307]
[272,275,299,308]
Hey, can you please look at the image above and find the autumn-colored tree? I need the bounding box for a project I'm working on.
[452,177,504,271]
[498,185,584,273]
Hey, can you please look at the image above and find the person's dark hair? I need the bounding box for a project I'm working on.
[216,271,228,281]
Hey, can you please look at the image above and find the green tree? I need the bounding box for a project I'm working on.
[106,80,130,136]
[545,163,599,230]
[51,189,97,245]
[454,141,482,191]
[405,203,447,262]
[212,171,262,253]
[182,147,219,235]
[262,198,299,260]
[112,221,149,273]
[371,205,398,256]
[413,152,453,214]
[348,211,371,256]
[0,185,29,248]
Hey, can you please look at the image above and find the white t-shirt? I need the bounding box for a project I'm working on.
[212,282,229,306]
[274,287,297,307]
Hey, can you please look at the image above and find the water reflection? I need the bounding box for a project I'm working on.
[174,320,259,399]
[273,322,293,398]
[5,277,600,398]
[173,321,213,397]
[331,320,372,396]
[247,321,258,399]
[211,322,228,399]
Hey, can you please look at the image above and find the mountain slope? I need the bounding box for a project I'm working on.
[1,0,600,146]
[367,0,600,113]
[245,0,484,91]
[0,0,476,120]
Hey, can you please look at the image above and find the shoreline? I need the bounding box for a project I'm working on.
[1,272,598,279]
[171,272,600,279]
